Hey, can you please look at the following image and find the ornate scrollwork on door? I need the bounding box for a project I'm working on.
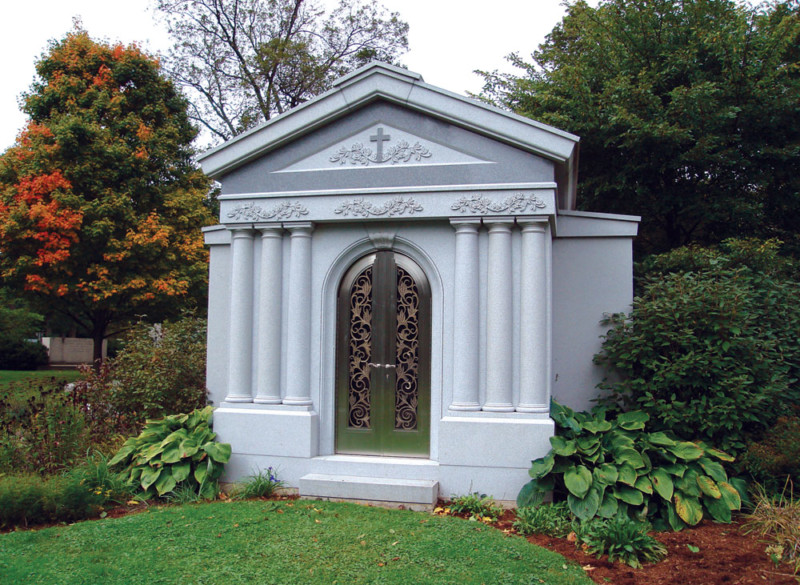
[395,266,419,430]
[348,266,372,428]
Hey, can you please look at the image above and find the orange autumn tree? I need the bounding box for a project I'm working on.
[0,29,214,362]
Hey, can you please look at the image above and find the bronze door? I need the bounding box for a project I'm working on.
[335,251,431,456]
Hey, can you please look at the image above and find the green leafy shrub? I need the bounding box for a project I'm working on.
[518,401,744,531]
[0,339,48,370]
[0,473,105,528]
[596,239,800,454]
[741,414,800,495]
[513,502,573,537]
[448,492,502,522]
[231,467,284,500]
[573,515,667,568]
[109,406,231,500]
[74,316,208,430]
[0,380,91,475]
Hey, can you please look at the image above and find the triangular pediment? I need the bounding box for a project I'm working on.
[199,62,581,209]
[275,123,489,173]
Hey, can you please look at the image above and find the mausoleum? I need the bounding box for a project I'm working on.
[199,62,639,505]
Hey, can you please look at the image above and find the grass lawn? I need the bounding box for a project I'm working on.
[0,500,592,585]
[0,369,81,399]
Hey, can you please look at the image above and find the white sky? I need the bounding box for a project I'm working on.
[0,0,591,151]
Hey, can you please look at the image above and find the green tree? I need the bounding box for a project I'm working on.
[478,0,800,255]
[155,0,409,141]
[0,29,214,363]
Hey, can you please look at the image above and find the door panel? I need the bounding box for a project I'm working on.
[335,251,430,456]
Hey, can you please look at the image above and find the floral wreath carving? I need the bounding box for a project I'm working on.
[226,201,309,221]
[450,193,547,214]
[334,197,424,217]
[329,140,432,166]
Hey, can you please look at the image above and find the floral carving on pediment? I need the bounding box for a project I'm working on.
[329,127,432,166]
[334,197,424,217]
[450,193,547,214]
[226,201,309,221]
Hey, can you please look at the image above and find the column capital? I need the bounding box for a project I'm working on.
[284,221,314,234]
[255,222,283,234]
[449,218,482,230]
[228,227,255,237]
[518,218,548,232]
[485,217,515,231]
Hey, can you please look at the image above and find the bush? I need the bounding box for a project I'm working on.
[109,406,231,500]
[595,239,800,454]
[0,338,48,370]
[96,316,208,427]
[741,414,800,494]
[0,473,105,528]
[573,515,667,568]
[518,401,745,531]
[513,502,573,537]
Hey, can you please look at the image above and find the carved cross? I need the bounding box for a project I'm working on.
[370,127,391,162]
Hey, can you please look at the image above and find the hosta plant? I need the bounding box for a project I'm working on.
[109,406,231,500]
[573,515,667,568]
[518,401,746,531]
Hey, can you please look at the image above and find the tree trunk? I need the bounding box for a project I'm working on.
[92,327,106,370]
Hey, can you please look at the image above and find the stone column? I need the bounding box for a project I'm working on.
[483,219,515,412]
[254,224,283,404]
[518,219,549,413]
[449,219,481,411]
[226,228,255,403]
[283,222,314,406]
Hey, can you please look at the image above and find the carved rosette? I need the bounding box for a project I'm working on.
[329,141,432,166]
[394,265,419,430]
[450,193,547,214]
[226,201,309,221]
[334,197,424,218]
[348,266,373,429]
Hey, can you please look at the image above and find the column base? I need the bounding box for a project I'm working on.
[254,397,283,405]
[449,402,481,412]
[225,395,254,403]
[516,404,549,414]
[482,403,514,413]
[283,397,313,406]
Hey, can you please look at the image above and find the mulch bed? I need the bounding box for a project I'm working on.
[488,508,798,585]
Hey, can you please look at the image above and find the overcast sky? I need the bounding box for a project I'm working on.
[0,0,594,151]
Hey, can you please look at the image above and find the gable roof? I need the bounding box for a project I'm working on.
[198,62,581,209]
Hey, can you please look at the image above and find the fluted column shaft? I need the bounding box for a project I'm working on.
[283,222,314,406]
[254,225,283,404]
[450,219,481,411]
[518,220,549,413]
[226,228,255,403]
[483,219,515,412]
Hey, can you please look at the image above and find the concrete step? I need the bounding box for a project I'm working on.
[299,473,439,508]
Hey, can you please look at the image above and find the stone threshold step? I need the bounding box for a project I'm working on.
[299,473,439,508]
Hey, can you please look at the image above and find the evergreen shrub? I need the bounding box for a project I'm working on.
[595,239,800,453]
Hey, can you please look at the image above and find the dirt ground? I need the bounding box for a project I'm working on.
[491,509,799,585]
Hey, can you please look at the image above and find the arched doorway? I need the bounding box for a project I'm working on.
[335,250,431,457]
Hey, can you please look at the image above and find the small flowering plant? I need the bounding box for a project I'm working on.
[231,467,284,500]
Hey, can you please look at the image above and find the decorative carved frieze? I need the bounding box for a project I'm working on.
[330,127,432,166]
[450,193,547,214]
[334,197,424,217]
[227,201,309,221]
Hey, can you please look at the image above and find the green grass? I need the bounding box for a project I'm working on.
[0,500,592,585]
[0,369,80,398]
